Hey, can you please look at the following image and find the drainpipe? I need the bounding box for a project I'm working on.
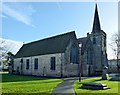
[31,57,32,75]
[61,53,63,78]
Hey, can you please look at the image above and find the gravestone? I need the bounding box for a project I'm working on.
[102,66,109,80]
[81,82,109,90]
[110,74,120,81]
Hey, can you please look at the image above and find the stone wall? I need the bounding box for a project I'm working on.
[63,39,79,77]
[80,31,107,77]
[14,53,63,77]
[13,35,79,77]
[14,51,79,77]
[90,31,107,75]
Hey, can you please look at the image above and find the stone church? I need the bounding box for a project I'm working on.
[10,4,108,77]
[78,4,108,77]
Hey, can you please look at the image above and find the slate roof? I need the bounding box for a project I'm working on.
[15,31,76,58]
[92,4,101,32]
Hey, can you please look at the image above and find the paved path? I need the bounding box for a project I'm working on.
[52,77,78,95]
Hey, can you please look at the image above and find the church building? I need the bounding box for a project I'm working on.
[10,4,108,77]
[78,4,108,76]
[12,32,80,77]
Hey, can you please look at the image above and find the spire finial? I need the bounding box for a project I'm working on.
[92,3,101,33]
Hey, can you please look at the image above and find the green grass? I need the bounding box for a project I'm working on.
[74,77,119,95]
[1,72,62,94]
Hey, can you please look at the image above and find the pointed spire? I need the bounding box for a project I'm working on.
[92,4,101,33]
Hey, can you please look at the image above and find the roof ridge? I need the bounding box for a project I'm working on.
[78,37,87,39]
[25,31,75,45]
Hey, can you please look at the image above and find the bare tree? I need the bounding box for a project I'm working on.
[110,33,120,72]
[0,39,13,59]
[0,39,13,70]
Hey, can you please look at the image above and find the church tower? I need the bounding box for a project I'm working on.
[90,4,108,75]
[78,4,108,77]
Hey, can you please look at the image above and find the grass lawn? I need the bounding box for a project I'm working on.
[74,77,119,95]
[1,72,62,94]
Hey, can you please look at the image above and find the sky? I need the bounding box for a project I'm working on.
[0,0,118,59]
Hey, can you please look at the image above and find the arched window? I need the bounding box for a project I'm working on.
[34,58,38,69]
[51,57,56,70]
[87,48,92,65]
[70,44,78,64]
[26,59,29,69]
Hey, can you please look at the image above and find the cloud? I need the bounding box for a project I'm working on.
[0,38,23,55]
[0,14,7,18]
[1,3,36,28]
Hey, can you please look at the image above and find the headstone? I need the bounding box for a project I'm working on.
[110,74,120,81]
[81,82,109,90]
[102,66,109,80]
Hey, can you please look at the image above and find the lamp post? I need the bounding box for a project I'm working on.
[79,44,82,82]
